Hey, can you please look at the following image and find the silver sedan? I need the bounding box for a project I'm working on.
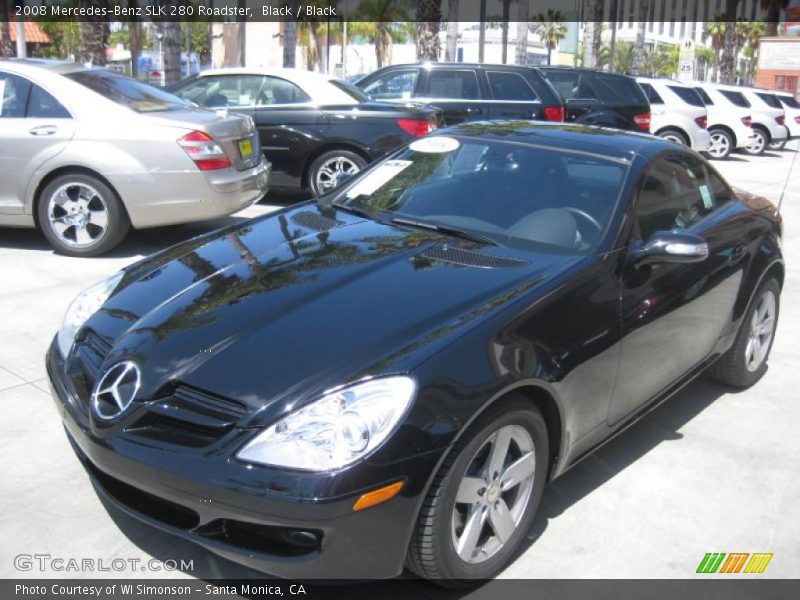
[0,59,270,256]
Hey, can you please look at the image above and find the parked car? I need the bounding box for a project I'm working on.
[774,90,800,144]
[540,67,651,132]
[354,62,565,126]
[170,68,441,195]
[48,123,783,584]
[0,59,269,256]
[692,82,755,159]
[636,77,711,152]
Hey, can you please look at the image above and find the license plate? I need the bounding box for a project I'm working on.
[238,138,253,159]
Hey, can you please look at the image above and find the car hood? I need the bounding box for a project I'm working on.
[87,204,581,426]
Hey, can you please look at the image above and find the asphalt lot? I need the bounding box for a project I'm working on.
[1,145,798,586]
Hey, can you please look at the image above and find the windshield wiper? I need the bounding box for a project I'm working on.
[331,201,373,219]
[390,217,498,246]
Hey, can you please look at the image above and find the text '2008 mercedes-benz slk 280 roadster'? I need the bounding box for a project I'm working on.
[47,122,783,585]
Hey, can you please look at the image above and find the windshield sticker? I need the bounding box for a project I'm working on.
[409,136,460,154]
[346,160,413,198]
[0,80,5,116]
[699,185,714,209]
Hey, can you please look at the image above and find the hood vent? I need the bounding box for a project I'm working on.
[290,211,343,232]
[420,245,528,269]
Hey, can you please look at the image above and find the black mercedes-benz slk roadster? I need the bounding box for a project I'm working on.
[47,122,783,585]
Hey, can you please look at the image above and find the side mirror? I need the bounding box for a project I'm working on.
[630,231,709,266]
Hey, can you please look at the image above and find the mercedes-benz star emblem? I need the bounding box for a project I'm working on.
[91,361,142,420]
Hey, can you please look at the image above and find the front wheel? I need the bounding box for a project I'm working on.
[307,150,366,196]
[708,278,780,388]
[406,398,548,585]
[744,128,768,156]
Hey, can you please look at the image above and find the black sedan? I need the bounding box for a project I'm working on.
[170,68,441,195]
[47,123,783,584]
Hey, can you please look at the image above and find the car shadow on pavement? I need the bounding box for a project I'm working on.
[91,373,745,598]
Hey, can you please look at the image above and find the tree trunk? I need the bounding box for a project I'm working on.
[547,47,552,66]
[501,0,510,64]
[161,22,182,87]
[0,0,14,58]
[478,0,486,63]
[718,0,739,84]
[416,0,441,62]
[581,0,597,68]
[592,2,602,66]
[631,1,648,76]
[283,21,297,68]
[130,19,141,78]
[515,0,530,66]
[445,0,459,62]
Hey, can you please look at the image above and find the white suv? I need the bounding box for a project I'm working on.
[636,78,711,152]
[770,91,799,149]
[731,86,787,155]
[693,83,756,160]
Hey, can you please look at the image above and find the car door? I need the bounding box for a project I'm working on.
[0,72,76,216]
[485,69,542,120]
[416,68,487,125]
[359,68,420,103]
[610,152,747,424]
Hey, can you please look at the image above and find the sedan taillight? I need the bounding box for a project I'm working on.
[775,115,785,126]
[633,112,651,131]
[396,119,435,137]
[695,115,708,129]
[741,116,752,127]
[177,131,232,171]
[543,105,565,122]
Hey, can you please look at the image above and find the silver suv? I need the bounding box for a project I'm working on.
[692,82,756,160]
[636,77,711,152]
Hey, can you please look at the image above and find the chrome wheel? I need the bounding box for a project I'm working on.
[745,290,776,372]
[746,130,766,154]
[314,156,361,194]
[47,182,109,248]
[660,131,687,145]
[451,424,535,564]
[708,131,731,158]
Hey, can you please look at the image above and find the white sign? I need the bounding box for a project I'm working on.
[678,38,695,82]
[409,136,460,154]
[759,41,800,70]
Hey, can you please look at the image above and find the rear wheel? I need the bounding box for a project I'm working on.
[708,278,780,388]
[658,128,689,146]
[37,172,130,257]
[707,128,733,159]
[744,127,768,155]
[406,397,548,586]
[307,150,366,196]
[768,138,787,150]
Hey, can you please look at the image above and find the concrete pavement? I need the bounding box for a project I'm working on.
[1,145,797,583]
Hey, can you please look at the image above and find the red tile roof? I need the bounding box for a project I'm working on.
[0,21,52,44]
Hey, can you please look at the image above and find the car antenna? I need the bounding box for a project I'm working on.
[776,139,799,216]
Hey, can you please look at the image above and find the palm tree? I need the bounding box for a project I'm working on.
[694,45,716,81]
[597,41,634,73]
[0,0,14,57]
[761,0,789,37]
[718,0,741,84]
[130,4,142,78]
[741,21,766,84]
[445,0,459,62]
[581,0,601,69]
[354,0,410,68]
[283,18,297,68]
[298,22,320,71]
[515,0,530,66]
[500,0,511,64]
[160,22,181,85]
[631,0,650,76]
[640,48,670,77]
[535,9,567,66]
[705,16,727,82]
[416,0,441,62]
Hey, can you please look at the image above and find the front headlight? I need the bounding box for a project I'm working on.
[57,271,123,358]
[236,376,416,471]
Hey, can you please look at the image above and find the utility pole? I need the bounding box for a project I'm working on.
[14,2,26,59]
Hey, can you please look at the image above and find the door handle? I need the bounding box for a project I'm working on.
[465,107,482,114]
[29,125,57,136]
[729,243,747,265]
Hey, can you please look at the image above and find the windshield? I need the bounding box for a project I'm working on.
[333,136,627,254]
[329,79,370,102]
[66,70,189,112]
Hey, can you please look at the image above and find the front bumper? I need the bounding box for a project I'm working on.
[45,341,431,580]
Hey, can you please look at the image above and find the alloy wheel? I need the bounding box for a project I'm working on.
[708,132,730,158]
[47,183,109,249]
[660,132,687,145]
[745,290,776,372]
[451,424,536,564]
[747,131,766,154]
[314,156,361,194]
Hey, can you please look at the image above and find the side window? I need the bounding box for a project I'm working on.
[28,85,70,118]
[635,154,732,240]
[0,72,32,118]
[640,82,664,104]
[259,77,311,105]
[545,71,596,100]
[487,71,537,101]
[361,69,418,100]
[174,75,267,108]
[425,69,480,100]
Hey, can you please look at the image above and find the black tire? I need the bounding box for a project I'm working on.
[307,149,367,196]
[708,278,780,388]
[707,128,734,160]
[37,172,130,257]
[744,127,768,156]
[406,397,548,586]
[768,138,787,151]
[658,128,689,146]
